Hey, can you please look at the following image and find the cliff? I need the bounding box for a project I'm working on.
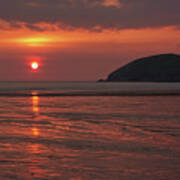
[105,54,180,82]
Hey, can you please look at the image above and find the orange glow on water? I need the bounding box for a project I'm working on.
[33,106,39,113]
[31,95,40,137]
[32,96,39,104]
[32,128,40,136]
[32,95,39,113]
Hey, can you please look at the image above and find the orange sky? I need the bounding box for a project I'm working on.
[0,0,180,81]
[0,25,179,81]
[1,25,180,46]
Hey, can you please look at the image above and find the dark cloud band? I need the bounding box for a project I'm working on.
[0,0,179,31]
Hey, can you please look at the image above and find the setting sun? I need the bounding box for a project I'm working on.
[31,62,39,70]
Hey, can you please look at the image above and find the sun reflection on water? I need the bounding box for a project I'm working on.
[32,95,39,114]
[32,127,40,136]
[31,92,40,136]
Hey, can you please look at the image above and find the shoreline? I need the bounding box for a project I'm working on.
[1,89,180,97]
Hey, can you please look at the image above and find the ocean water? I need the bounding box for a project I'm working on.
[0,82,180,180]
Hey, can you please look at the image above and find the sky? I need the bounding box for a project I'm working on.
[0,0,180,81]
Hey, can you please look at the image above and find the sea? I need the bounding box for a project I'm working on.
[0,82,180,180]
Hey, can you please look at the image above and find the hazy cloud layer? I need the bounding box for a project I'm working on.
[0,0,179,31]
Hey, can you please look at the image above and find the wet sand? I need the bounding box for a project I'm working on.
[0,95,180,179]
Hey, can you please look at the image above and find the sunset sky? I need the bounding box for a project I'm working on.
[0,0,180,81]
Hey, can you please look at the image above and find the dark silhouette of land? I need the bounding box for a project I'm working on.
[101,54,180,82]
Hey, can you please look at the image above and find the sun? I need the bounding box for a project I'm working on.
[31,62,39,70]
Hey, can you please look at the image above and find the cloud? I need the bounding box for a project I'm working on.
[0,0,179,31]
[101,0,122,8]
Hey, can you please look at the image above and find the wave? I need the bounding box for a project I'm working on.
[0,89,180,97]
[0,82,180,96]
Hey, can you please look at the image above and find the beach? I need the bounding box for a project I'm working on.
[0,82,180,180]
